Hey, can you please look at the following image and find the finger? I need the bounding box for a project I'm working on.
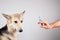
[38,21,45,24]
[41,23,44,26]
[41,26,49,29]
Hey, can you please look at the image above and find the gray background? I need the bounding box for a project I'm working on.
[0,0,60,40]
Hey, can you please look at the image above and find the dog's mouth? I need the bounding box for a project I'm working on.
[19,29,23,32]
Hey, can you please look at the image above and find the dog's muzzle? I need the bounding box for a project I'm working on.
[19,29,23,32]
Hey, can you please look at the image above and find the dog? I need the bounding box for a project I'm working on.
[0,11,25,40]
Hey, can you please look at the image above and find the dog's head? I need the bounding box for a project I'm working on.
[2,11,25,33]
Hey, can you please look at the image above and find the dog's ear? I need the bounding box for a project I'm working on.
[20,10,25,16]
[22,10,25,14]
[2,14,11,19]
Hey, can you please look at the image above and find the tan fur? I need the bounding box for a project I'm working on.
[7,13,23,34]
[0,11,25,40]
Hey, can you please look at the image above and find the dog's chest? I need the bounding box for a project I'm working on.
[4,32,18,40]
[0,25,17,40]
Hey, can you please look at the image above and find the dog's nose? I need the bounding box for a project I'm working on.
[19,29,23,32]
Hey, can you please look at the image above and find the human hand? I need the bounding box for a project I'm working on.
[38,20,52,29]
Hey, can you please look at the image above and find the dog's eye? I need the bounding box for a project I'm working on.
[21,20,23,23]
[14,21,18,23]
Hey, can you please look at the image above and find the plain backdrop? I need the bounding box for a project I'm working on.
[0,0,60,40]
